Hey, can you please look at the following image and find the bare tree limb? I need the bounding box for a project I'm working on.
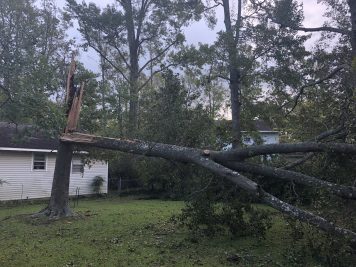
[138,39,179,75]
[283,152,315,169]
[261,191,356,241]
[283,126,346,169]
[267,15,351,35]
[212,142,356,161]
[221,161,356,199]
[203,2,222,12]
[82,25,131,84]
[106,38,131,70]
[89,42,131,84]
[234,0,242,45]
[292,26,350,35]
[138,63,176,91]
[59,132,356,241]
[282,65,345,113]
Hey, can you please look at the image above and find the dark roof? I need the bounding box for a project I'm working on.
[0,122,58,150]
[253,119,275,132]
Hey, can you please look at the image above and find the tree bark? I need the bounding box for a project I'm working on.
[35,142,73,218]
[220,161,356,199]
[349,0,356,59]
[222,0,242,148]
[33,56,78,218]
[123,0,140,136]
[212,142,356,161]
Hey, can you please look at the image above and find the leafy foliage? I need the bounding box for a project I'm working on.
[91,175,105,195]
[176,191,272,238]
[283,220,356,267]
[0,0,73,130]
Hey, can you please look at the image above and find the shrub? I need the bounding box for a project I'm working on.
[176,190,272,239]
[91,175,105,195]
[282,219,356,266]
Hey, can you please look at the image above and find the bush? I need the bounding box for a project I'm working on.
[175,190,272,239]
[91,175,105,195]
[282,220,356,266]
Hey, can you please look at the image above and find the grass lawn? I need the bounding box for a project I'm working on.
[0,196,293,267]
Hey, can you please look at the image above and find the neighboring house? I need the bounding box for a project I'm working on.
[241,120,279,146]
[217,119,279,150]
[0,122,108,201]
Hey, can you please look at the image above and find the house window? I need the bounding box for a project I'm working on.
[33,153,46,170]
[72,159,84,174]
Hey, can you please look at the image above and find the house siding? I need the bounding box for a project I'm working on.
[0,151,108,201]
[261,132,280,145]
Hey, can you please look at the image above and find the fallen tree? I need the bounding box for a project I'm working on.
[36,64,356,241]
[34,55,356,244]
[59,132,356,242]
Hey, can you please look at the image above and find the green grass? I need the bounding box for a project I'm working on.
[0,197,292,267]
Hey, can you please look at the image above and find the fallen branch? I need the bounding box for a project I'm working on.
[213,142,356,161]
[60,132,356,241]
[283,125,346,169]
[220,161,356,199]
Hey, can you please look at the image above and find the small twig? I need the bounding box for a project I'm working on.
[284,65,345,114]
[187,176,214,199]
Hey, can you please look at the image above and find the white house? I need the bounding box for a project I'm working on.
[218,119,279,150]
[242,120,279,146]
[0,122,108,201]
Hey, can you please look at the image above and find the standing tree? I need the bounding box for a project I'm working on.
[0,0,73,130]
[66,0,205,135]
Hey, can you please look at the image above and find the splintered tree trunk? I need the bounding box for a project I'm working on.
[33,56,81,218]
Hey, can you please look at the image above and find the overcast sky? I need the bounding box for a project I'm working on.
[56,0,327,72]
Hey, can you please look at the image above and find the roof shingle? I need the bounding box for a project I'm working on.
[0,122,58,150]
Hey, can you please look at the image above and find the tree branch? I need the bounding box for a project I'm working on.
[212,142,356,161]
[283,126,346,169]
[138,63,176,91]
[285,65,345,113]
[293,26,350,35]
[261,191,356,241]
[221,161,356,199]
[90,43,131,84]
[60,132,356,241]
[135,0,151,43]
[268,15,351,35]
[138,40,179,74]
[106,37,131,70]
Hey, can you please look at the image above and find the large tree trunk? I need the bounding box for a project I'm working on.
[33,56,79,218]
[35,142,73,218]
[222,0,242,148]
[124,0,140,136]
[349,0,356,59]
